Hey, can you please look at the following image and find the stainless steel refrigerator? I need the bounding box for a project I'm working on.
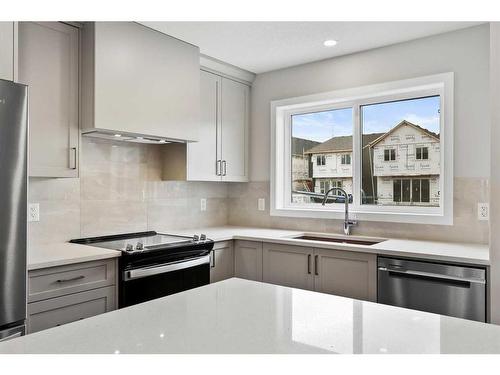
[0,79,28,341]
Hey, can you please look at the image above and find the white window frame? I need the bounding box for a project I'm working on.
[270,73,454,225]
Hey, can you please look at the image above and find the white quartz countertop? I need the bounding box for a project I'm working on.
[168,226,489,265]
[1,278,499,354]
[27,226,489,270]
[28,242,120,270]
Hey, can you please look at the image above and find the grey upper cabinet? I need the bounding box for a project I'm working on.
[18,22,79,178]
[81,22,200,142]
[210,241,235,283]
[263,243,314,290]
[187,70,220,181]
[187,71,249,182]
[220,77,249,181]
[0,22,15,81]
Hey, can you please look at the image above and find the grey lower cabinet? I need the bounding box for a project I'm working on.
[262,243,314,290]
[210,241,235,283]
[313,248,377,302]
[234,240,263,281]
[27,259,118,333]
[18,22,80,178]
[27,286,115,334]
[262,242,377,302]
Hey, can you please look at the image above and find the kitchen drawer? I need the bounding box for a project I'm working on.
[28,259,117,303]
[27,286,116,333]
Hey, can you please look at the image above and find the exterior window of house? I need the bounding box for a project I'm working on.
[384,149,396,161]
[416,147,429,160]
[272,73,452,224]
[341,154,351,165]
[316,155,326,166]
[393,178,431,204]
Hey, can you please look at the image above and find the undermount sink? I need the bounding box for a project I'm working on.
[292,235,384,246]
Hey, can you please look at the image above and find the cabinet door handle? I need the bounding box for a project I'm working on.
[222,160,227,176]
[55,275,85,283]
[211,249,216,268]
[216,160,221,176]
[69,147,77,170]
[307,254,311,274]
[314,255,319,276]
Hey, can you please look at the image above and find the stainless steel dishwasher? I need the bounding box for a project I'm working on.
[377,257,486,322]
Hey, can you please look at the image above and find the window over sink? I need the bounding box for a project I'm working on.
[271,73,453,225]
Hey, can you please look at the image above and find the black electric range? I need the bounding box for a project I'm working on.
[70,231,214,308]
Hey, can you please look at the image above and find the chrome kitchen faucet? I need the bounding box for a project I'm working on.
[322,187,357,235]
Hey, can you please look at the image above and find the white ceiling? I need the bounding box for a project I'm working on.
[141,22,484,74]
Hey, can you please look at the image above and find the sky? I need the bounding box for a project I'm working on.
[292,95,440,142]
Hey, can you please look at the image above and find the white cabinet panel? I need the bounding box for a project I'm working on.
[19,22,79,178]
[220,77,249,182]
[81,22,200,142]
[187,70,220,180]
[0,22,14,81]
[263,243,314,290]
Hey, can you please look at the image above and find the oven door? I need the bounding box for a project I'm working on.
[120,255,210,308]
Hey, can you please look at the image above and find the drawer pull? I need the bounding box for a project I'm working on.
[55,275,85,283]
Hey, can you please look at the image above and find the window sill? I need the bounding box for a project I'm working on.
[270,206,453,225]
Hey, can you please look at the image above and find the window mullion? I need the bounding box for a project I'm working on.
[352,103,362,209]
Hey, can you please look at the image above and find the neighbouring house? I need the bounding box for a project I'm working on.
[304,133,384,201]
[367,120,440,206]
[291,137,320,203]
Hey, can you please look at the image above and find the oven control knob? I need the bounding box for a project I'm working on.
[193,235,199,241]
[136,242,144,250]
[125,244,134,252]
[200,234,207,241]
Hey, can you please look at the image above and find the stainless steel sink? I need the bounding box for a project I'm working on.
[292,235,384,246]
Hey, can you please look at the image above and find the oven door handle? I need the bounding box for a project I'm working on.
[124,255,210,281]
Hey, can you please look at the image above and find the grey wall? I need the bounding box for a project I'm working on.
[489,23,500,323]
[250,24,490,181]
[226,24,491,244]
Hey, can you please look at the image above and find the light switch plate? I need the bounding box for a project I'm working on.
[29,203,40,222]
[200,198,207,212]
[258,198,265,211]
[478,203,489,221]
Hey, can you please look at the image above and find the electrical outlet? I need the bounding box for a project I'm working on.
[200,198,207,212]
[258,198,266,211]
[478,203,489,221]
[29,203,40,222]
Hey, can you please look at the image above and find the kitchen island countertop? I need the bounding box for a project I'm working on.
[1,278,499,354]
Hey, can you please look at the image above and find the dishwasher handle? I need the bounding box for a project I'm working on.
[378,267,486,285]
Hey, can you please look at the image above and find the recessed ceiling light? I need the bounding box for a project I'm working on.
[114,134,121,137]
[323,40,338,47]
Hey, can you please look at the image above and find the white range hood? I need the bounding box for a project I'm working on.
[80,22,200,144]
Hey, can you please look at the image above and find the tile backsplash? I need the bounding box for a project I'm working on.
[29,138,489,246]
[28,138,228,245]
